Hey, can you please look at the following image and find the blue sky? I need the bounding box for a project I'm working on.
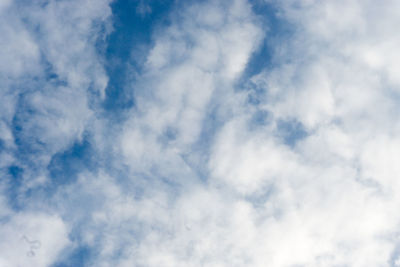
[2,0,400,266]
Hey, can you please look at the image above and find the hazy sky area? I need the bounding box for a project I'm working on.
[2,0,400,266]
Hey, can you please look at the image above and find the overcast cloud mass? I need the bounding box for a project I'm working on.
[1,0,400,266]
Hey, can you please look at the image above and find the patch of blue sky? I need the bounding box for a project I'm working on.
[276,118,308,147]
[241,1,294,80]
[250,109,271,126]
[0,139,4,151]
[50,246,92,267]
[102,0,174,113]
[239,0,297,140]
[239,1,299,136]
[5,165,24,210]
[41,59,68,87]
[47,134,96,189]
[11,98,46,166]
[11,91,59,167]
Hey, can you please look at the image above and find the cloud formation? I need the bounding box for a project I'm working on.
[2,0,400,266]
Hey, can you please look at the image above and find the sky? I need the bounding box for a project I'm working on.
[1,0,400,266]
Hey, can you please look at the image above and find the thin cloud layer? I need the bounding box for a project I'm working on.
[1,0,400,266]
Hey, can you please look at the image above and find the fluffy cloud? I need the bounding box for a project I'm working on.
[97,0,400,266]
[117,0,400,265]
[0,0,112,265]
[120,0,263,175]
[0,213,70,267]
[0,0,112,188]
[3,0,400,266]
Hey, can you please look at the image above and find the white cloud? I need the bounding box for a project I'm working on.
[0,0,112,186]
[3,0,400,266]
[72,0,400,266]
[0,0,112,265]
[205,0,400,265]
[121,0,263,171]
[0,213,70,267]
[116,0,400,265]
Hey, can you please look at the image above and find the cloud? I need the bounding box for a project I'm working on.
[0,0,112,191]
[3,0,400,266]
[0,0,112,265]
[114,0,400,265]
[120,0,264,174]
[0,213,70,267]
